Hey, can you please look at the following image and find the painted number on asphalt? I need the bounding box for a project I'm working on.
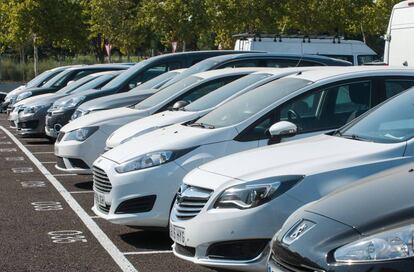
[5,156,24,161]
[48,230,87,243]
[21,181,46,188]
[0,141,12,145]
[12,167,33,173]
[31,201,63,211]
[0,148,16,152]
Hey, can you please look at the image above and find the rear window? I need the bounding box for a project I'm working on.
[323,55,354,64]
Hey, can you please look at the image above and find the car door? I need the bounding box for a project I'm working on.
[235,78,376,147]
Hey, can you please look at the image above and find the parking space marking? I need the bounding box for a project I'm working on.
[21,181,47,188]
[123,251,173,255]
[0,147,17,152]
[69,191,94,194]
[52,173,77,177]
[5,156,25,161]
[1,126,138,272]
[40,161,57,164]
[32,151,54,154]
[12,167,34,173]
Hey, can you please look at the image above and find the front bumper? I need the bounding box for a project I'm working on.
[170,191,303,272]
[92,156,188,227]
[45,109,75,138]
[16,108,48,136]
[54,127,110,174]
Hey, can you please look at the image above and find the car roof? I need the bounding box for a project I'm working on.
[286,66,414,82]
[194,67,278,79]
[66,64,130,71]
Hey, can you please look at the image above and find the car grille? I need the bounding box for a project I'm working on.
[93,166,112,194]
[173,185,212,220]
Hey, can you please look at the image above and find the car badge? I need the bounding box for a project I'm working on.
[283,220,315,245]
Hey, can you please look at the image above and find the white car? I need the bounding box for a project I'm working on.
[54,68,260,174]
[105,67,313,149]
[91,66,414,228]
[169,85,414,272]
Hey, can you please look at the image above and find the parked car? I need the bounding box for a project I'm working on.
[54,68,260,174]
[91,66,414,231]
[10,64,128,105]
[384,0,414,67]
[1,65,77,110]
[13,71,123,137]
[169,83,414,272]
[44,51,248,138]
[71,53,351,122]
[70,69,186,121]
[269,165,414,272]
[105,67,314,150]
[234,34,378,65]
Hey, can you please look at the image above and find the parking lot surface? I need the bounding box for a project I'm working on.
[0,114,214,272]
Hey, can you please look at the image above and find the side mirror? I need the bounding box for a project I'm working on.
[66,80,75,86]
[172,100,189,111]
[268,121,297,145]
[129,82,141,89]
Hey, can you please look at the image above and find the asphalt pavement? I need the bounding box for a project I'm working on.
[0,114,214,272]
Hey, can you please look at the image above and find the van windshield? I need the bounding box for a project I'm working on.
[134,76,202,110]
[184,73,272,112]
[196,78,312,128]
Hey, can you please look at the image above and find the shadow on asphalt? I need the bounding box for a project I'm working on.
[120,230,172,251]
[74,180,93,190]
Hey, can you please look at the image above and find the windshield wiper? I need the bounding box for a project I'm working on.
[189,122,215,129]
[339,134,373,142]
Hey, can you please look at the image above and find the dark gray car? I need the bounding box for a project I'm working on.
[269,165,414,272]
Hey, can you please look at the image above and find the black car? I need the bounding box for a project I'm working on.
[10,64,129,106]
[269,165,414,272]
[1,65,74,111]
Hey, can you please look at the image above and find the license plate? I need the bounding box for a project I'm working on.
[170,224,186,245]
[95,192,106,206]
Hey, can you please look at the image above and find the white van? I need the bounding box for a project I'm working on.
[384,1,414,67]
[234,34,378,65]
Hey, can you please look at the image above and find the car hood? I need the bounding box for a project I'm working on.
[102,124,234,164]
[55,88,103,104]
[61,107,147,133]
[14,86,55,97]
[190,134,406,190]
[15,93,62,107]
[106,110,201,148]
[305,166,414,234]
[77,90,155,112]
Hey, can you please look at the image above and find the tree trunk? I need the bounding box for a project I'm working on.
[33,35,38,77]
[182,40,186,52]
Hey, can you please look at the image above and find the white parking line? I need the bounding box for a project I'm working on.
[70,191,94,194]
[123,250,173,255]
[1,126,138,272]
[53,173,77,177]
[40,161,57,164]
[32,151,54,154]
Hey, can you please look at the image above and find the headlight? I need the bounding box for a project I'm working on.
[65,126,99,142]
[23,104,49,114]
[16,91,32,102]
[214,175,304,209]
[52,96,86,112]
[71,109,90,120]
[114,147,197,174]
[334,224,414,263]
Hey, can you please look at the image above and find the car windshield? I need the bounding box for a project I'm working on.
[163,58,219,87]
[101,59,151,90]
[42,69,72,88]
[69,74,115,94]
[336,87,414,143]
[132,70,179,91]
[26,69,58,88]
[55,75,98,95]
[196,78,312,128]
[133,76,202,110]
[184,73,273,112]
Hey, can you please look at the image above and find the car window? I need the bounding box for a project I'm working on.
[161,75,245,111]
[197,78,312,129]
[184,73,273,112]
[238,80,372,141]
[297,60,324,67]
[126,64,181,91]
[72,70,98,81]
[133,71,180,91]
[279,80,372,133]
[220,60,260,68]
[322,54,354,64]
[266,59,300,68]
[338,88,414,143]
[358,55,379,65]
[384,79,414,99]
